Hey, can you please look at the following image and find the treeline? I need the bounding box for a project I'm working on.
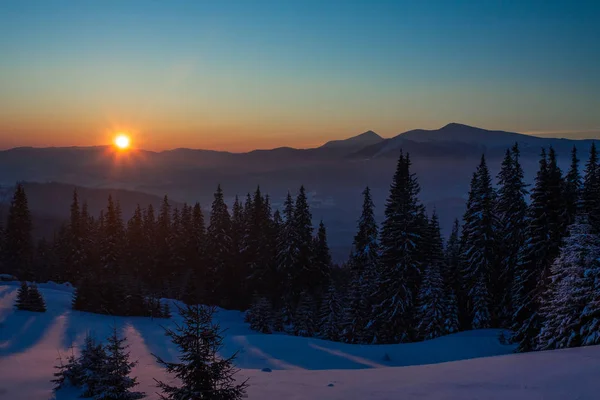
[3,142,600,352]
[0,182,334,328]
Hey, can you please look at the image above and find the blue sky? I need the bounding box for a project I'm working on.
[0,0,599,150]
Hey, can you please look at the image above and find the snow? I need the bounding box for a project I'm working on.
[1,282,600,399]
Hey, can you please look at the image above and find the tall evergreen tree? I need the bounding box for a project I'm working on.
[495,144,528,327]
[371,152,425,343]
[206,185,232,307]
[154,304,247,400]
[344,187,379,343]
[537,220,600,350]
[95,327,145,400]
[460,155,496,329]
[564,146,582,225]
[512,148,565,351]
[582,143,600,231]
[444,219,463,331]
[276,192,297,322]
[417,212,448,340]
[291,186,314,303]
[3,184,34,280]
[319,284,342,341]
[312,220,332,298]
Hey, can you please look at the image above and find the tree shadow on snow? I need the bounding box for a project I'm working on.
[0,309,60,357]
[127,316,177,364]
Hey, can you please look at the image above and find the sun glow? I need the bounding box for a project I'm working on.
[114,134,131,150]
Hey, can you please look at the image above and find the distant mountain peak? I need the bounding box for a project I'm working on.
[321,130,384,149]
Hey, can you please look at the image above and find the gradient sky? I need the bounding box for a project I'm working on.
[1,0,599,151]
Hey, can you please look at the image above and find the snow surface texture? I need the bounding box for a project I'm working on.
[1,282,599,399]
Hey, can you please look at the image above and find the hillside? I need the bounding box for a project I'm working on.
[1,282,599,399]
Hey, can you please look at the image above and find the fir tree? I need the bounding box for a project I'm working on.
[537,221,600,350]
[291,186,315,303]
[294,291,317,337]
[52,347,84,391]
[276,192,297,325]
[512,149,560,351]
[494,144,528,326]
[206,185,232,307]
[248,296,273,334]
[460,155,496,329]
[15,281,46,312]
[14,281,29,310]
[95,327,145,400]
[319,284,342,341]
[564,146,582,225]
[80,334,109,398]
[582,143,600,231]
[154,304,247,400]
[444,219,463,332]
[371,152,425,343]
[26,283,46,312]
[312,220,332,297]
[344,187,379,344]
[417,212,447,340]
[3,184,34,280]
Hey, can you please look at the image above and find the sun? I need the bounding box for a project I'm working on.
[114,134,131,150]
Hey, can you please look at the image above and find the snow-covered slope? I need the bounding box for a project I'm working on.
[1,282,598,399]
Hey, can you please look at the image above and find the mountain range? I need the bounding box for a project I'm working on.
[1,123,597,261]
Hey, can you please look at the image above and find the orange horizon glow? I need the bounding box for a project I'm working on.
[114,133,131,150]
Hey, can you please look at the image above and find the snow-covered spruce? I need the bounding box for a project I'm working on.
[15,281,46,312]
[537,220,600,350]
[153,304,248,400]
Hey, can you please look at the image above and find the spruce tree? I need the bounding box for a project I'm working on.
[564,146,582,225]
[582,143,600,231]
[512,149,558,351]
[294,291,317,337]
[537,220,600,350]
[52,347,84,391]
[444,219,463,332]
[460,155,496,329]
[154,304,247,400]
[312,220,332,298]
[344,187,379,344]
[276,192,297,326]
[319,284,342,341]
[292,186,315,303]
[417,212,447,340]
[248,296,273,334]
[206,185,232,307]
[495,144,528,327]
[3,184,34,280]
[80,334,109,398]
[371,152,425,343]
[95,327,145,400]
[67,190,85,283]
[26,283,46,312]
[15,281,29,310]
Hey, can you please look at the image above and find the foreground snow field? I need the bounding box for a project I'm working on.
[1,282,599,399]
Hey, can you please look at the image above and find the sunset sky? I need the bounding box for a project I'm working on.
[1,0,599,151]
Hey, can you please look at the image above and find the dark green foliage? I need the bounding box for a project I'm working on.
[248,296,273,334]
[417,212,448,340]
[319,284,342,341]
[3,184,34,280]
[460,155,496,329]
[15,281,46,312]
[512,148,567,352]
[371,152,425,343]
[495,144,528,326]
[154,304,248,400]
[95,327,145,399]
[344,187,379,344]
[206,185,233,307]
